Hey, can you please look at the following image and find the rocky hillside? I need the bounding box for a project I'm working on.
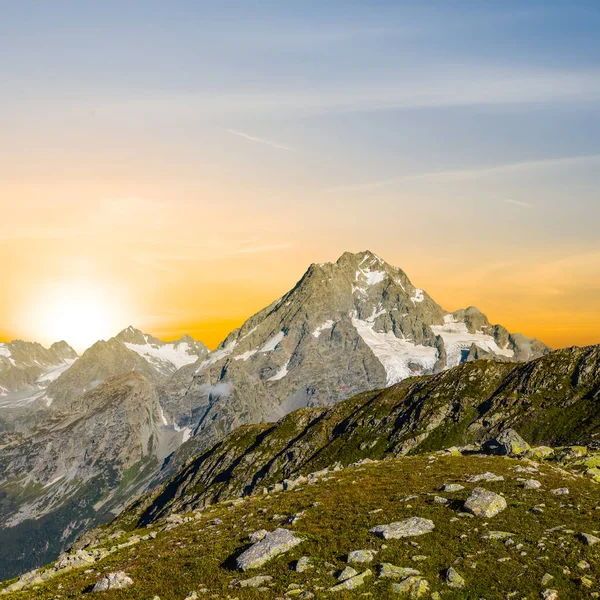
[0,329,207,581]
[2,451,599,599]
[161,250,550,467]
[0,339,78,410]
[126,344,600,524]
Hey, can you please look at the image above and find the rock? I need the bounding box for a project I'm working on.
[444,566,465,589]
[378,563,421,579]
[527,446,555,460]
[485,429,530,456]
[328,569,372,591]
[347,549,376,563]
[337,566,358,581]
[541,573,554,585]
[439,483,464,492]
[295,556,312,572]
[248,529,269,543]
[541,590,559,600]
[577,532,600,546]
[557,446,588,461]
[391,576,430,597]
[433,496,448,504]
[468,472,504,483]
[523,479,542,489]
[550,488,569,496]
[238,575,273,588]
[236,528,303,570]
[370,517,435,539]
[92,572,134,592]
[482,531,514,540]
[464,487,507,517]
[184,593,198,600]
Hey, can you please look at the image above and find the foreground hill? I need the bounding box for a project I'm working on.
[2,453,599,599]
[135,343,600,520]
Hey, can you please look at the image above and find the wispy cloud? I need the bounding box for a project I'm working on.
[503,198,532,208]
[226,129,294,151]
[328,154,600,193]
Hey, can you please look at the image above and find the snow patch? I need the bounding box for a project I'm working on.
[365,270,386,286]
[267,360,290,381]
[37,359,77,383]
[174,422,193,443]
[410,289,425,304]
[260,331,285,352]
[431,321,514,368]
[196,340,237,372]
[234,348,258,361]
[366,304,386,323]
[125,342,200,371]
[159,405,169,426]
[312,320,335,338]
[0,344,11,358]
[352,317,438,385]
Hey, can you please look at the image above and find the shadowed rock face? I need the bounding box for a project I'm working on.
[160,250,549,469]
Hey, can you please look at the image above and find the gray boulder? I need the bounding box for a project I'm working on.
[92,571,133,592]
[236,528,303,571]
[370,517,435,539]
[463,487,507,518]
[483,429,530,456]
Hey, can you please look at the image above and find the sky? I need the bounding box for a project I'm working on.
[1,1,600,351]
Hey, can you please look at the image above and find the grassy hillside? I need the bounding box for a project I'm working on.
[2,453,599,599]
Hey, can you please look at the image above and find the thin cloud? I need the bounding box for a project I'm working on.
[329,154,600,193]
[226,129,294,151]
[503,198,532,208]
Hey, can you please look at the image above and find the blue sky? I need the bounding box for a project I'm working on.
[1,1,600,349]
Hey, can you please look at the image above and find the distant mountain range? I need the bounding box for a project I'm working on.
[0,250,551,580]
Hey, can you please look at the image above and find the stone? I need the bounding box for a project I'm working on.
[392,576,430,597]
[236,528,303,570]
[370,517,435,539]
[578,532,600,546]
[238,575,273,588]
[468,472,504,483]
[92,572,133,592]
[347,549,376,563]
[444,566,465,589]
[523,479,542,489]
[439,483,464,492]
[527,446,555,460]
[541,590,559,600]
[550,488,569,496]
[433,496,448,504]
[328,569,372,591]
[337,566,358,581]
[482,531,514,540]
[248,529,269,543]
[464,487,507,517]
[485,429,530,456]
[378,563,420,579]
[184,593,198,600]
[295,556,312,572]
[541,573,554,585]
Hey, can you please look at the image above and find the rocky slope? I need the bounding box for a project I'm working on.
[160,250,550,467]
[0,339,78,410]
[0,329,207,581]
[124,344,600,524]
[2,452,599,599]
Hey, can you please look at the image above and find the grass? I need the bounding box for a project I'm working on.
[3,454,599,599]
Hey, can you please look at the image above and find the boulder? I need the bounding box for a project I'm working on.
[92,572,133,592]
[370,517,435,539]
[444,567,465,589]
[347,549,376,564]
[392,576,430,597]
[329,569,372,591]
[484,429,530,456]
[439,483,464,492]
[463,487,507,518]
[578,532,600,546]
[378,563,420,579]
[236,528,303,571]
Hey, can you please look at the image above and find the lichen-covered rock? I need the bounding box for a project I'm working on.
[485,429,530,456]
[439,483,464,492]
[370,517,435,539]
[329,569,372,591]
[463,487,507,517]
[578,532,600,546]
[347,549,376,563]
[523,479,542,489]
[295,556,312,572]
[444,566,465,589]
[236,528,303,570]
[92,572,133,592]
[550,487,569,496]
[378,563,421,579]
[392,576,430,597]
[468,472,504,483]
[237,575,273,588]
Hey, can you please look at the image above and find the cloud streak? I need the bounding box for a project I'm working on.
[503,198,532,208]
[226,129,294,151]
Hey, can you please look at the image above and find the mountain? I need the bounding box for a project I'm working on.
[3,347,600,599]
[161,250,550,465]
[0,328,207,581]
[129,343,600,524]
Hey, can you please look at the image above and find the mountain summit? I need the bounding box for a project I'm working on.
[163,250,549,459]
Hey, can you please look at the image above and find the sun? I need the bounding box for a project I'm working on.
[24,281,129,352]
